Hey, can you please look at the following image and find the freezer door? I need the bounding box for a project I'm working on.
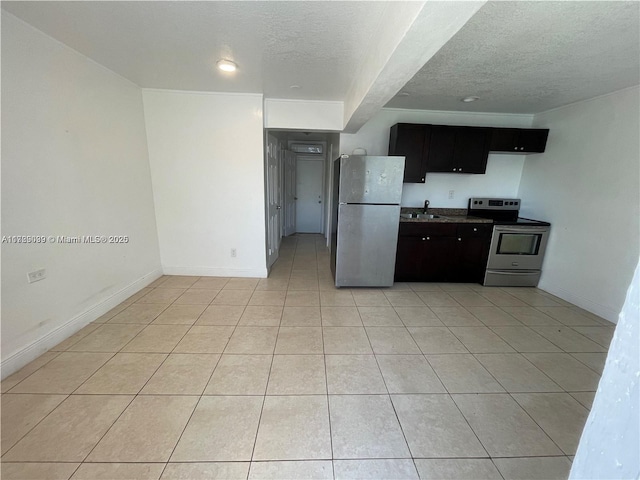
[339,156,405,204]
[335,204,401,287]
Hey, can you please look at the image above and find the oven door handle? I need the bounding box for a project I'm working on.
[487,270,540,275]
[494,227,549,234]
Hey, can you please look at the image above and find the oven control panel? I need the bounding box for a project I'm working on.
[469,198,520,210]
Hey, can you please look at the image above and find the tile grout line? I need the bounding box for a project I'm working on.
[1,237,602,475]
[3,352,64,394]
[247,238,297,471]
[363,324,421,476]
[507,391,574,457]
[0,392,70,461]
[318,240,337,479]
[470,351,565,394]
[157,284,249,479]
[73,281,201,468]
[421,353,493,462]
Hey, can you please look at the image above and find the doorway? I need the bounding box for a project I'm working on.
[263,130,340,273]
[295,155,324,233]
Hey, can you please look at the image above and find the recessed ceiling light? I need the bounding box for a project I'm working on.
[290,85,301,90]
[397,91,410,97]
[461,96,479,103]
[217,59,237,72]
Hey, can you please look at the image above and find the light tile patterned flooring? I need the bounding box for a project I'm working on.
[1,235,615,480]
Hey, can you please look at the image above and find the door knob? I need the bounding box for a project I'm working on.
[276,206,281,210]
[294,197,298,200]
[318,201,322,203]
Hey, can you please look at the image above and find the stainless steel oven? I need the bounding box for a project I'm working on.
[484,225,550,286]
[468,198,551,287]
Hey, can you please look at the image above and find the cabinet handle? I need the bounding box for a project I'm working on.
[458,237,462,241]
[421,178,425,182]
[520,146,525,151]
[514,146,518,151]
[473,228,478,232]
[452,168,456,172]
[459,167,463,172]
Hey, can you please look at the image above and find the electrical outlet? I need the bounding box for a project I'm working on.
[230,248,237,258]
[448,190,455,199]
[28,269,46,284]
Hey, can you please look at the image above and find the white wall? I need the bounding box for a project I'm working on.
[570,258,639,480]
[340,108,533,208]
[142,89,267,277]
[264,98,344,131]
[1,13,161,376]
[519,86,640,322]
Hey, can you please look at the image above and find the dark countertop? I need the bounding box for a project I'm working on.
[400,215,493,224]
[399,207,493,224]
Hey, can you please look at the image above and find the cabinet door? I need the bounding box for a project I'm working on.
[421,236,457,281]
[518,129,549,153]
[455,233,491,283]
[389,124,428,183]
[395,236,425,281]
[489,128,519,152]
[453,127,490,174]
[490,128,549,153]
[425,126,456,172]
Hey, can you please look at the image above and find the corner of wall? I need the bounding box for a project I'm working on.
[1,269,162,379]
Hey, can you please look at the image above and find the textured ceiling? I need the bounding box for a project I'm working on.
[4,1,639,115]
[2,1,398,100]
[386,1,640,113]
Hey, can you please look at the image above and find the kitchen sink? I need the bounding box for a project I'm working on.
[400,213,443,220]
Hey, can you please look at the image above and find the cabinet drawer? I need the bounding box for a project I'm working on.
[398,223,457,237]
[457,224,493,237]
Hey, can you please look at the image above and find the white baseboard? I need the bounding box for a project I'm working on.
[162,265,268,278]
[538,280,619,324]
[0,268,163,379]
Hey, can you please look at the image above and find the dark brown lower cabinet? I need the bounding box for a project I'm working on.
[395,223,491,283]
[453,224,492,283]
[396,235,455,281]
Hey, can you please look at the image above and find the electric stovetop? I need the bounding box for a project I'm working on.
[468,198,550,226]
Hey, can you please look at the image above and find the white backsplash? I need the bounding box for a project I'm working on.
[401,154,525,208]
[340,107,533,209]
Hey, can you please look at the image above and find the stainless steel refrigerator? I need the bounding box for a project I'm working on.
[330,155,405,287]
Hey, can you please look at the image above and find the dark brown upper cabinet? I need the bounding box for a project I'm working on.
[388,123,430,183]
[426,126,491,174]
[490,128,549,153]
[389,123,491,182]
[390,123,550,183]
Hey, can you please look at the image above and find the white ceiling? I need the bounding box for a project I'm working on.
[386,1,640,113]
[1,1,397,100]
[3,1,640,117]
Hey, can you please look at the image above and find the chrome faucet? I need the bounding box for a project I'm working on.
[423,200,430,214]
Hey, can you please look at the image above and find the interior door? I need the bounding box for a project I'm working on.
[266,133,282,267]
[283,149,297,236]
[295,156,324,233]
